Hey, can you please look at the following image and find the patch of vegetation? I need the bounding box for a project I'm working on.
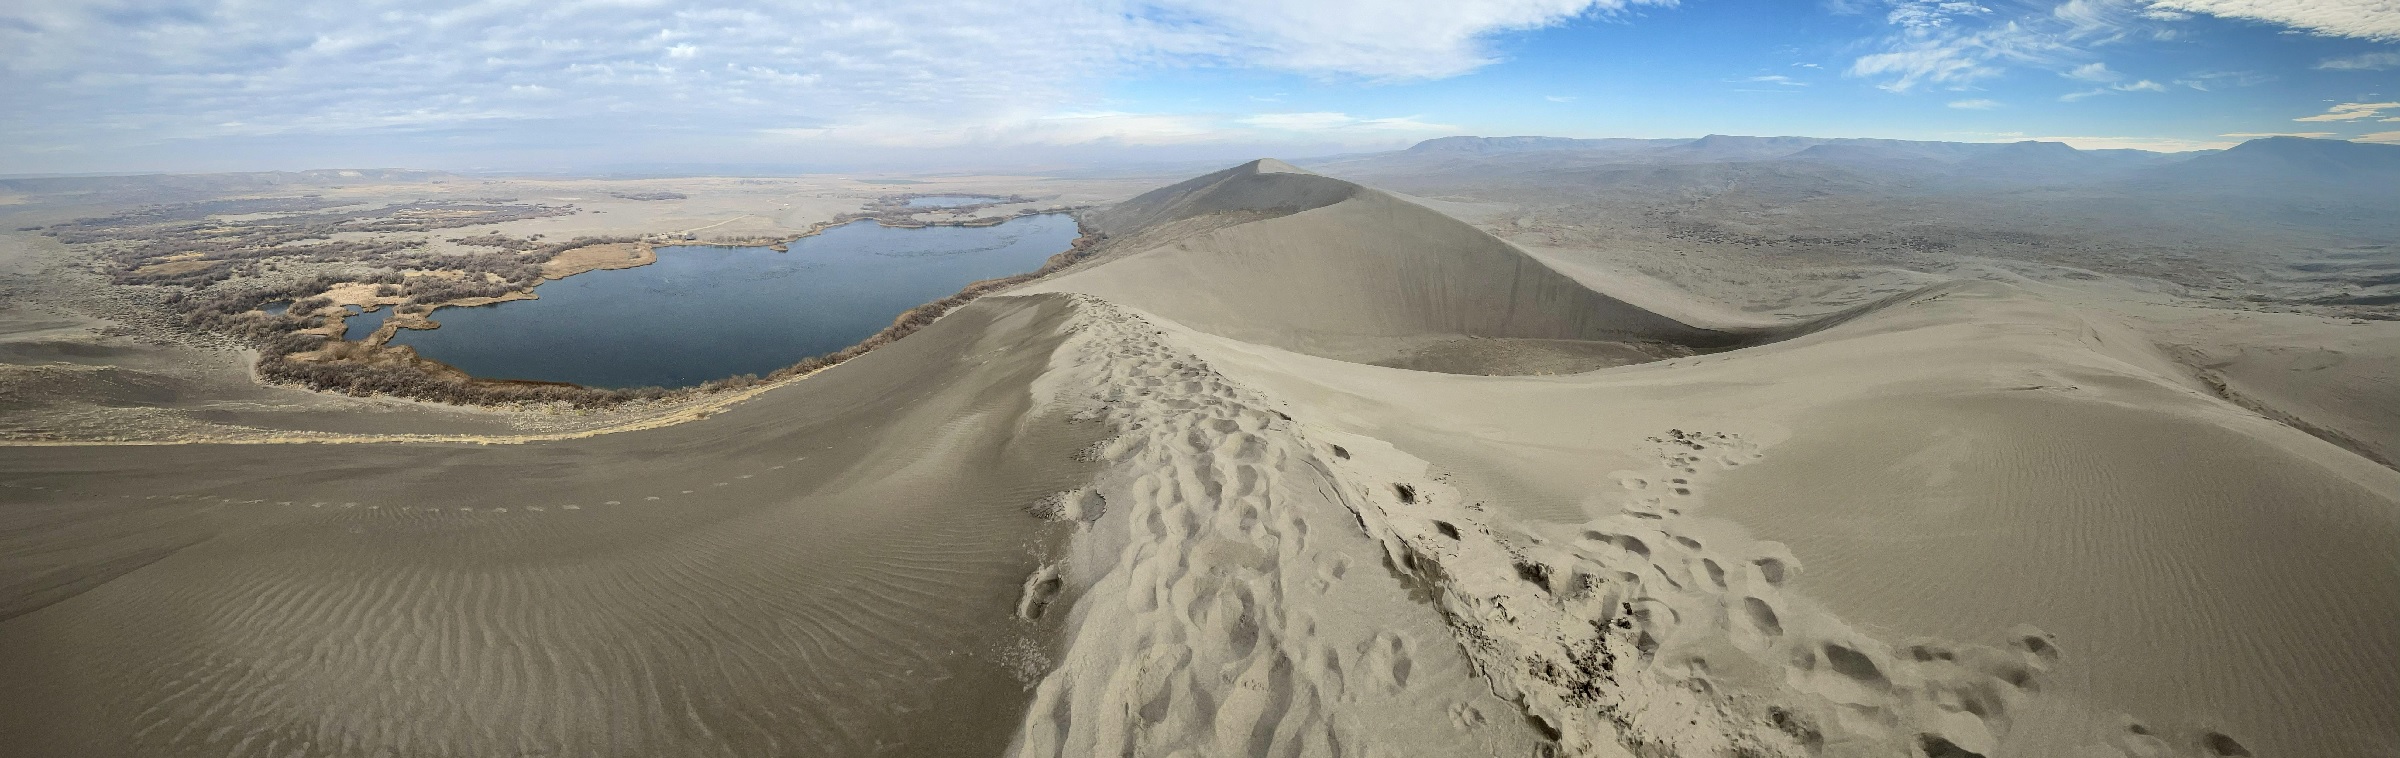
[44,198,577,289]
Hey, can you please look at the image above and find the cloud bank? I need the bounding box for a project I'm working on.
[2147,0,2400,40]
[0,0,1661,170]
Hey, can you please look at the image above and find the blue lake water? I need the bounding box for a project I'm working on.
[343,305,388,341]
[389,214,1078,388]
[905,195,998,208]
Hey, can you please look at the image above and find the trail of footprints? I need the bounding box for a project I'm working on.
[1013,297,1506,758]
[7,296,2255,758]
[1011,297,2248,758]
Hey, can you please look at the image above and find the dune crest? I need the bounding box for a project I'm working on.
[1035,161,1743,374]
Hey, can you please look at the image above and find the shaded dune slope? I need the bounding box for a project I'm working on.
[1038,160,1751,373]
[1,296,1109,758]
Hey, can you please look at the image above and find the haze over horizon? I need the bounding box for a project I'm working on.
[4,0,2398,175]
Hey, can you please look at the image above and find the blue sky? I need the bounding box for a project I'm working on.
[2,0,2395,173]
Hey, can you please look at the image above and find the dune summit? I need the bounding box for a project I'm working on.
[1043,160,1748,374]
[3,159,2396,758]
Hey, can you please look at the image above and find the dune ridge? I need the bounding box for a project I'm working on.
[1008,163,2398,756]
[1031,160,1742,371]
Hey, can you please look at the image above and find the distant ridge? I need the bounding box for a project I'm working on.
[0,169,458,197]
[2142,136,2400,189]
[1335,134,2203,186]
[1406,136,1683,154]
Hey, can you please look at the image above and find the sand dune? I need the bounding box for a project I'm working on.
[4,159,2395,758]
[1024,163,2399,756]
[1036,159,1740,373]
[2,297,1108,757]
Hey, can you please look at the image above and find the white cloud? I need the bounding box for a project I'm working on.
[1153,0,1677,80]
[2295,101,2400,121]
[1741,74,1809,86]
[2358,130,2400,143]
[2317,51,2400,69]
[2220,131,2334,137]
[2065,61,2121,81]
[1239,111,1458,133]
[1948,98,2003,108]
[2059,77,2168,100]
[0,0,1651,168]
[2145,0,2400,41]
[1846,1,2093,92]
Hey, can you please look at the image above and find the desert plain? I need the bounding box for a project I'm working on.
[1,136,2395,758]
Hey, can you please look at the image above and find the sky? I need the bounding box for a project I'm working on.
[2,0,2396,174]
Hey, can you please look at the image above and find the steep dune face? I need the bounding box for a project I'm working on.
[1083,158,1355,237]
[1037,160,1737,372]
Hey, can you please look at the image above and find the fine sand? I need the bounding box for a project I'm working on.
[3,159,2395,757]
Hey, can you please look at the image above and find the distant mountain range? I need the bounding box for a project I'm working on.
[0,169,460,200]
[1373,134,2400,195]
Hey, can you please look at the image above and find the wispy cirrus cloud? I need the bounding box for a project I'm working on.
[2316,50,2400,70]
[2060,77,2167,100]
[1843,0,2135,93]
[2145,0,2400,41]
[1843,0,2365,97]
[2173,69,2272,89]
[1948,98,2003,108]
[2295,101,2400,121]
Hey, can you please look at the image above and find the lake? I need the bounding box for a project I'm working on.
[343,305,387,341]
[388,214,1078,388]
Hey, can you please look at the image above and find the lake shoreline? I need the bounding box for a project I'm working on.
[253,212,1105,411]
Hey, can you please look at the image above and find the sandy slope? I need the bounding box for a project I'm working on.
[1021,161,2398,757]
[3,159,2394,758]
[1,297,1110,757]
